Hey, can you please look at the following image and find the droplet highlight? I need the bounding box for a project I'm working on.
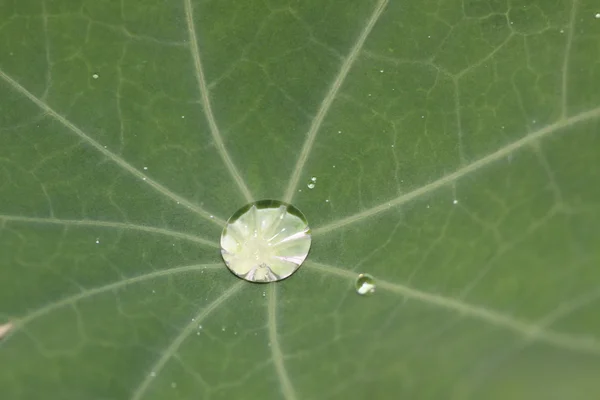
[220,200,311,283]
[355,273,376,295]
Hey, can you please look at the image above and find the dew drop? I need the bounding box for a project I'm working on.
[221,326,226,331]
[198,324,202,329]
[311,176,317,182]
[95,239,100,244]
[453,199,458,204]
[92,73,99,79]
[220,200,312,283]
[355,273,376,295]
[596,13,600,19]
[307,183,315,189]
[143,166,148,170]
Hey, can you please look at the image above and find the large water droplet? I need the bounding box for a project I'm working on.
[355,273,376,295]
[220,200,312,283]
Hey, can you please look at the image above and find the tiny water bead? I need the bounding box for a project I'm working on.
[355,273,376,295]
[220,200,312,283]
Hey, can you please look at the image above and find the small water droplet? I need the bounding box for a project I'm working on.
[181,115,185,119]
[380,69,384,73]
[338,130,342,134]
[560,29,564,33]
[262,291,266,297]
[355,273,376,295]
[196,331,200,335]
[221,326,226,331]
[152,289,156,293]
[307,183,315,189]
[142,177,147,181]
[311,176,317,182]
[325,199,329,203]
[95,239,100,244]
[453,199,458,205]
[143,166,148,170]
[421,115,425,119]
[198,324,202,329]
[92,73,99,79]
[595,12,600,19]
[234,331,238,335]
[220,200,312,283]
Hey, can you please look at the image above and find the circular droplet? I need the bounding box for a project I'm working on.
[220,200,312,283]
[355,273,376,295]
[92,73,99,79]
[307,183,315,189]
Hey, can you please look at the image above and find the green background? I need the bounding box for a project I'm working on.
[2,0,600,399]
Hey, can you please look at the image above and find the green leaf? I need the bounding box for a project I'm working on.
[2,0,600,399]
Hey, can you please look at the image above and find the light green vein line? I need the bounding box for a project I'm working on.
[267,284,297,400]
[304,260,600,356]
[282,0,389,203]
[0,68,225,227]
[183,0,254,203]
[0,214,219,248]
[561,0,578,118]
[130,281,245,400]
[10,264,223,332]
[313,106,600,235]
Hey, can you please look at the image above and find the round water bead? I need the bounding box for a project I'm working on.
[220,200,312,283]
[355,273,376,295]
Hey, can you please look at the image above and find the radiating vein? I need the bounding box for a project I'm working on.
[11,264,223,333]
[0,323,13,340]
[0,68,225,226]
[304,261,600,355]
[313,106,600,235]
[282,0,389,202]
[267,284,297,400]
[561,0,578,118]
[183,0,253,203]
[130,281,245,400]
[0,214,219,248]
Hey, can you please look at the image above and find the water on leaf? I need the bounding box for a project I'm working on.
[220,200,311,282]
[355,273,376,295]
